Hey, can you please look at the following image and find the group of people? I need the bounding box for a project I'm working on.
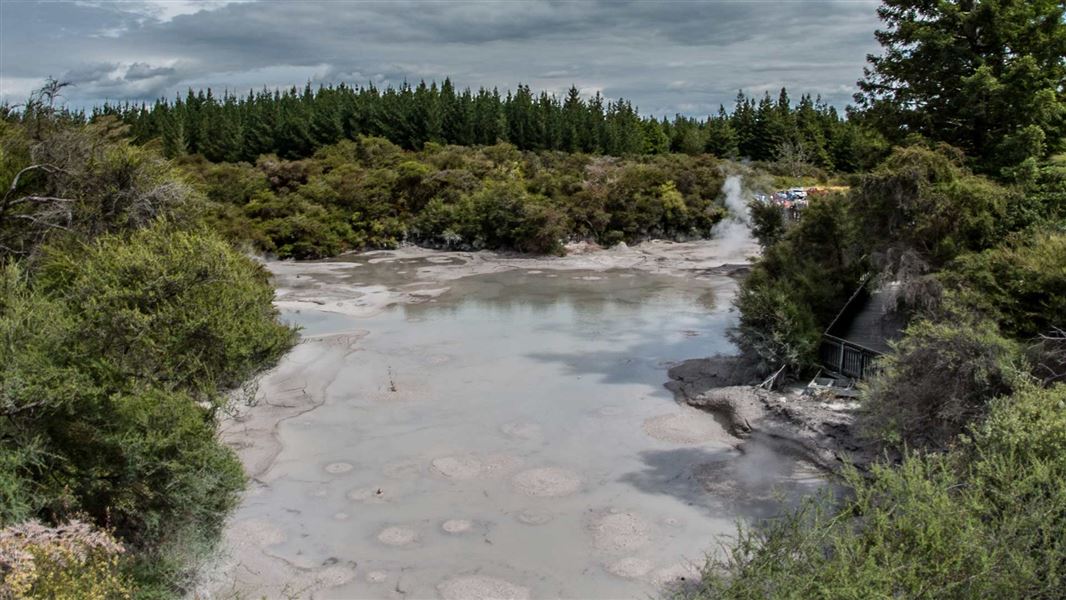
[756,187,810,221]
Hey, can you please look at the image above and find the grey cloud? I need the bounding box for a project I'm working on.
[62,63,118,85]
[125,62,177,81]
[1,0,882,116]
[46,59,188,103]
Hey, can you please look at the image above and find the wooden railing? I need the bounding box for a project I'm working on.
[819,334,882,379]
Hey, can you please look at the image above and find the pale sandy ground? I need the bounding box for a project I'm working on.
[197,238,770,599]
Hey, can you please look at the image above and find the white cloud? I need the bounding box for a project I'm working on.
[76,0,254,22]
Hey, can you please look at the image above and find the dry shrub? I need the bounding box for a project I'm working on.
[1030,327,1066,386]
[0,520,130,599]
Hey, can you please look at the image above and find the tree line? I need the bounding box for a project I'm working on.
[92,81,882,172]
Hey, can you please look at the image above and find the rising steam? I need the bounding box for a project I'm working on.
[711,174,756,257]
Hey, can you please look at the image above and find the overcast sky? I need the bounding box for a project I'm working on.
[0,0,883,118]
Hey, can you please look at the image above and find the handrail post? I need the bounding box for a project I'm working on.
[820,335,884,380]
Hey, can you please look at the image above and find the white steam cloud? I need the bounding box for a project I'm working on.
[711,174,757,258]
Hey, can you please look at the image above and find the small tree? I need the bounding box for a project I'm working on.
[748,199,785,248]
[774,139,812,178]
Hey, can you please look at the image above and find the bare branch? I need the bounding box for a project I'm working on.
[9,195,76,206]
[2,164,65,206]
[1030,327,1066,386]
[13,213,73,232]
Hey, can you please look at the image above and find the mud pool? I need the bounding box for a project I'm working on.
[207,245,825,599]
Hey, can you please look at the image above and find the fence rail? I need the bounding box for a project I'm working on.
[819,335,882,379]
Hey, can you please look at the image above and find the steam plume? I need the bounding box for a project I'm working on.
[711,175,756,257]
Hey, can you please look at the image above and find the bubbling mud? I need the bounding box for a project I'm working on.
[441,519,473,534]
[589,511,652,553]
[203,240,825,599]
[438,575,531,600]
[324,461,354,474]
[376,526,418,546]
[606,557,654,579]
[515,509,554,525]
[511,467,583,497]
[431,455,483,480]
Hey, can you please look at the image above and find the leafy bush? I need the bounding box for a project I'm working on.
[861,313,1024,451]
[945,230,1066,339]
[36,225,294,400]
[734,195,863,372]
[185,138,734,258]
[733,145,1028,375]
[1027,163,1066,223]
[732,280,819,374]
[1,224,293,594]
[0,121,193,258]
[747,200,784,248]
[685,383,1066,600]
[852,146,1013,270]
[410,181,568,254]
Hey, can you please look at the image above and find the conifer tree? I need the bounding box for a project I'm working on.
[309,85,343,147]
[857,0,1066,173]
[103,79,867,167]
[705,106,739,159]
[561,86,584,152]
[732,91,758,159]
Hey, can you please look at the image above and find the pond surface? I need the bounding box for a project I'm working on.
[211,255,823,599]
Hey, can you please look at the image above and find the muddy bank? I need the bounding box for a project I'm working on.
[666,356,876,473]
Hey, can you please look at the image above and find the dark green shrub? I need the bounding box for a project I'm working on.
[861,312,1024,451]
[686,383,1066,600]
[63,387,246,547]
[1,224,293,594]
[470,180,566,253]
[511,198,568,255]
[36,225,295,399]
[262,211,352,259]
[732,278,819,373]
[353,135,404,168]
[734,196,863,372]
[945,230,1066,339]
[852,146,1012,269]
[409,196,472,248]
[178,157,269,206]
[173,140,739,257]
[1028,163,1066,222]
[748,200,785,248]
[0,123,194,257]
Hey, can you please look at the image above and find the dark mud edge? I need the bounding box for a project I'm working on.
[665,355,877,474]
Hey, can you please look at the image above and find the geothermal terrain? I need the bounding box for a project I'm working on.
[203,238,825,599]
